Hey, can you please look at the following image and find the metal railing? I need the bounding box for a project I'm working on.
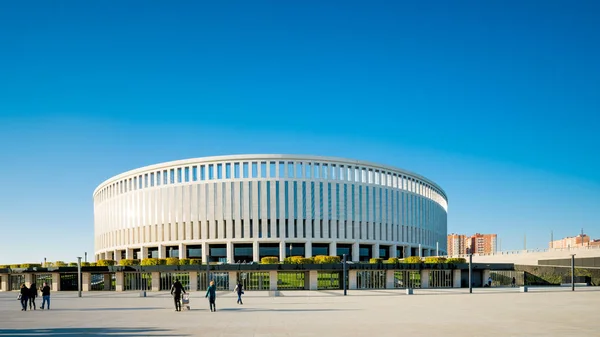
[235,272,270,290]
[356,271,386,289]
[160,272,191,291]
[277,272,305,290]
[393,271,421,289]
[123,272,152,291]
[428,270,453,288]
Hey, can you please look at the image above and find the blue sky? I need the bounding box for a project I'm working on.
[0,1,598,264]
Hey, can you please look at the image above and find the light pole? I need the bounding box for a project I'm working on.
[468,248,473,294]
[77,256,82,298]
[436,242,439,256]
[571,254,576,291]
[342,254,347,296]
[85,252,87,263]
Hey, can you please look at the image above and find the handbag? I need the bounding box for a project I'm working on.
[17,294,21,300]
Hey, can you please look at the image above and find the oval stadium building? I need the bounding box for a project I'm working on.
[93,155,448,263]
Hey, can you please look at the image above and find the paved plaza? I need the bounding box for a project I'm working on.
[0,287,598,336]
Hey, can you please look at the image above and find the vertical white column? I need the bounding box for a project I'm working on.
[216,183,224,239]
[352,242,359,262]
[226,182,233,239]
[252,241,259,262]
[243,181,251,239]
[279,241,286,262]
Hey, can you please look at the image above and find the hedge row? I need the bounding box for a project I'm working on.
[0,256,467,269]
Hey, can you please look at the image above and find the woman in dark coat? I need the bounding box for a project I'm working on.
[19,284,29,311]
[28,282,37,310]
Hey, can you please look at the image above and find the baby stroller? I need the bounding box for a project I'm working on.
[181,293,190,310]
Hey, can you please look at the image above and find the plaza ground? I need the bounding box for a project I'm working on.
[0,287,598,336]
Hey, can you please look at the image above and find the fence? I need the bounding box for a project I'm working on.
[236,272,270,290]
[123,272,152,291]
[393,271,421,288]
[160,272,191,291]
[428,270,453,288]
[10,275,25,291]
[34,274,53,290]
[317,271,341,290]
[277,272,305,290]
[356,271,386,289]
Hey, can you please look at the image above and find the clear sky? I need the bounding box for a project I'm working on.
[0,1,599,264]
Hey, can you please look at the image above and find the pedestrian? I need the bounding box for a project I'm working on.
[205,280,217,312]
[28,282,37,310]
[19,284,29,311]
[170,279,186,312]
[511,277,516,288]
[234,281,244,305]
[40,282,51,310]
[487,276,492,287]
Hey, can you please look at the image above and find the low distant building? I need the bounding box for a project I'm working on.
[549,234,590,249]
[447,233,497,255]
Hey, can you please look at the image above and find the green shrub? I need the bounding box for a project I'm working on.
[68,262,78,267]
[119,259,139,266]
[20,263,42,268]
[54,261,67,267]
[96,259,116,266]
[386,257,400,264]
[424,257,447,264]
[261,256,279,264]
[285,256,314,264]
[445,257,467,264]
[89,262,97,267]
[313,255,341,264]
[81,262,91,267]
[178,258,191,265]
[0,265,9,268]
[189,258,202,265]
[141,258,160,266]
[166,257,179,266]
[369,258,384,264]
[402,256,422,264]
[9,264,21,268]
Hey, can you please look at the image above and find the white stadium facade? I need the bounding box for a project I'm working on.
[93,155,448,263]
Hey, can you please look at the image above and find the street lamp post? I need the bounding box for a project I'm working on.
[468,248,473,294]
[571,254,576,291]
[77,256,82,298]
[342,254,347,296]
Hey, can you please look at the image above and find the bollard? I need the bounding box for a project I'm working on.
[406,288,413,295]
[519,286,528,293]
[140,290,147,297]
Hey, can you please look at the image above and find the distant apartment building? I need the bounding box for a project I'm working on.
[550,234,593,249]
[447,233,497,255]
[447,234,469,256]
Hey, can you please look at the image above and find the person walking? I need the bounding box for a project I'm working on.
[487,276,493,287]
[40,282,51,310]
[28,282,37,310]
[170,279,186,312]
[19,284,29,311]
[511,277,516,288]
[234,281,244,305]
[205,280,217,312]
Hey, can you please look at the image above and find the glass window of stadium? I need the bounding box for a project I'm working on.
[209,245,227,263]
[233,244,253,263]
[259,243,279,259]
[312,243,329,256]
[285,243,305,257]
[186,245,202,259]
[166,246,179,258]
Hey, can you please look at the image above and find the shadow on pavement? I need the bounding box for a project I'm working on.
[218,308,359,312]
[0,327,188,336]
[51,307,165,311]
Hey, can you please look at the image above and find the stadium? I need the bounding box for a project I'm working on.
[93,155,448,263]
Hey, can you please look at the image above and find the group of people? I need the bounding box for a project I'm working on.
[170,279,244,312]
[19,282,51,311]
